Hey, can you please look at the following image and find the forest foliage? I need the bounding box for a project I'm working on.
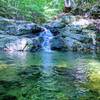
[0,0,98,22]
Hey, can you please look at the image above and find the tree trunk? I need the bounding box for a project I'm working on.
[63,0,72,13]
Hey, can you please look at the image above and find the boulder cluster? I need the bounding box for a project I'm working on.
[0,7,99,53]
[45,13,100,52]
[0,17,43,52]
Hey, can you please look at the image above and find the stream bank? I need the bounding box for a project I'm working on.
[0,6,100,53]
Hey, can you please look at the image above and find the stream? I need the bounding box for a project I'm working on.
[0,51,100,100]
[0,15,100,100]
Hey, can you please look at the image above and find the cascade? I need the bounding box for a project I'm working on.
[40,28,53,52]
[91,34,96,46]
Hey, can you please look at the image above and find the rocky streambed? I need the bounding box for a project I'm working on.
[44,14,100,52]
[0,13,100,53]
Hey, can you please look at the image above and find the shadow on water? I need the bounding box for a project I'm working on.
[0,51,100,100]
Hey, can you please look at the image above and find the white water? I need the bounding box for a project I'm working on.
[91,33,96,45]
[40,28,53,52]
[88,33,96,46]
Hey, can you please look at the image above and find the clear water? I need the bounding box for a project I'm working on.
[0,51,100,100]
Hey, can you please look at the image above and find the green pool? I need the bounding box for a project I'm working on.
[0,51,100,100]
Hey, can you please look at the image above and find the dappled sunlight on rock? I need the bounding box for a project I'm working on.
[5,38,32,51]
[72,19,93,28]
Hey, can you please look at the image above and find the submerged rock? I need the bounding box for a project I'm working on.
[0,80,22,88]
[53,66,75,81]
[18,66,41,79]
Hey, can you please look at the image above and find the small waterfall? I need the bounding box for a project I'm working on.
[89,33,96,45]
[91,33,96,50]
[40,28,53,52]
[89,33,96,50]
[91,34,96,46]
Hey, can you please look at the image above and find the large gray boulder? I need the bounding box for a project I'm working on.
[0,35,41,51]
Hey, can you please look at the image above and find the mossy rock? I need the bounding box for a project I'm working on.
[32,12,46,24]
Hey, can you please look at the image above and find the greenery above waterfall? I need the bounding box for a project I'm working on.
[0,0,98,23]
[0,0,63,22]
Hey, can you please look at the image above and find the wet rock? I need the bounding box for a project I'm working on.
[0,17,42,35]
[61,30,91,43]
[90,5,100,19]
[49,19,65,28]
[50,28,60,36]
[0,30,5,34]
[32,25,43,34]
[43,25,60,36]
[0,17,44,52]
[30,37,41,52]
[51,36,67,51]
[64,37,83,51]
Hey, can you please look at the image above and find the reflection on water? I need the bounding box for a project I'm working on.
[0,51,100,100]
[40,52,53,75]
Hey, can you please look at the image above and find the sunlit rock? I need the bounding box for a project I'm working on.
[72,19,92,28]
[4,37,33,51]
[0,34,41,52]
